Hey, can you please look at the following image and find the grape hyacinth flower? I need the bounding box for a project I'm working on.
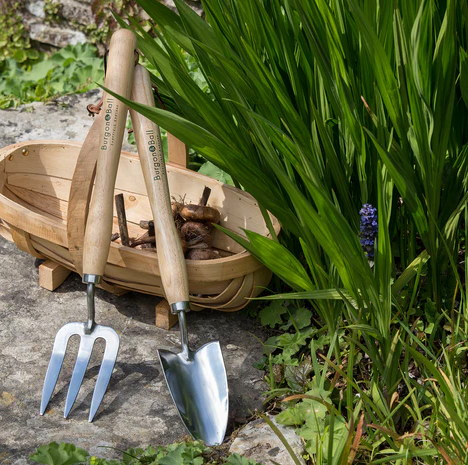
[359,204,378,260]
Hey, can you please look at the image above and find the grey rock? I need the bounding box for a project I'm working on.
[25,0,46,19]
[230,416,305,465]
[28,22,87,48]
[0,235,269,464]
[61,0,95,26]
[0,90,136,153]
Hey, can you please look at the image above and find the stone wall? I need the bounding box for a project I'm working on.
[24,0,93,49]
[22,0,203,50]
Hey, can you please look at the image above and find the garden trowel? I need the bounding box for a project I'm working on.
[129,64,229,445]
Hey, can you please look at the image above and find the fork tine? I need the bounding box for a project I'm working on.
[64,335,95,418]
[40,323,78,415]
[88,326,120,422]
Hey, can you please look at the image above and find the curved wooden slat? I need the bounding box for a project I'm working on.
[0,193,67,246]
[196,273,254,310]
[0,221,13,241]
[9,224,45,259]
[190,276,244,305]
[30,237,127,296]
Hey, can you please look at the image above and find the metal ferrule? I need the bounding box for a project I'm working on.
[85,283,96,334]
[170,301,191,314]
[83,274,102,285]
[177,310,191,361]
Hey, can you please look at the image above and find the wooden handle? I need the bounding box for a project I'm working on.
[130,64,190,305]
[82,29,137,277]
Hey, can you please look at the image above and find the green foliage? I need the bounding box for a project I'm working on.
[44,0,63,24]
[31,442,89,465]
[0,1,38,65]
[198,161,234,185]
[0,42,104,108]
[259,301,288,328]
[123,0,467,319]
[276,387,332,427]
[30,442,263,465]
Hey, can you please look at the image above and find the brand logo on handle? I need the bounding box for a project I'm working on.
[101,98,115,150]
[146,130,165,181]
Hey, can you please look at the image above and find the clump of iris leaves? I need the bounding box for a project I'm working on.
[108,0,466,463]
[9,0,468,463]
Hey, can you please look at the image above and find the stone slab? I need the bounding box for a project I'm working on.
[61,0,95,25]
[0,90,135,153]
[25,1,46,19]
[27,22,87,49]
[230,416,306,465]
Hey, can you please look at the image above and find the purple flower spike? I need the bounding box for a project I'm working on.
[359,204,377,260]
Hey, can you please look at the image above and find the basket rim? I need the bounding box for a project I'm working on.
[0,139,281,284]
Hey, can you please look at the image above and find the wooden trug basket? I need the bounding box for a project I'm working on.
[0,131,280,328]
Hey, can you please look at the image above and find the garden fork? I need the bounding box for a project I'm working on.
[40,29,137,422]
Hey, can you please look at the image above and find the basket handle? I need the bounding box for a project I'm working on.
[167,133,188,169]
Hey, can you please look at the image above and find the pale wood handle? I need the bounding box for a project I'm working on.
[130,64,190,305]
[82,29,137,277]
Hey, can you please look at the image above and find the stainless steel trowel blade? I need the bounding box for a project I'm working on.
[158,341,229,446]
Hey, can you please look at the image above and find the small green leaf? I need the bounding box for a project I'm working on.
[158,446,185,465]
[262,336,279,355]
[259,301,288,328]
[30,442,89,465]
[293,308,312,329]
[276,331,310,356]
[198,160,234,185]
[276,406,306,426]
[302,415,347,456]
[13,49,27,63]
[281,307,313,330]
[284,359,313,391]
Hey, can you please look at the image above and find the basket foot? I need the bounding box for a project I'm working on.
[155,299,178,330]
[39,260,72,291]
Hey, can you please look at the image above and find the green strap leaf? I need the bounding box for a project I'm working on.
[392,250,430,295]
[364,128,428,240]
[216,225,313,292]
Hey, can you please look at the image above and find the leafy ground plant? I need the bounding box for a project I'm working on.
[30,441,263,465]
[0,42,104,109]
[0,0,41,65]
